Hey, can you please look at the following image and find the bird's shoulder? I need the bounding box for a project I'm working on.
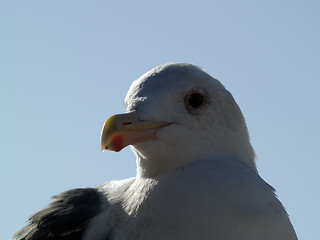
[13,182,128,240]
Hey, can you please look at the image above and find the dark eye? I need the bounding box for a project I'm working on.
[186,92,206,109]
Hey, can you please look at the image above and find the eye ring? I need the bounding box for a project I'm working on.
[185,91,206,109]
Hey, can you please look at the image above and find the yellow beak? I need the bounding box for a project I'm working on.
[101,111,171,152]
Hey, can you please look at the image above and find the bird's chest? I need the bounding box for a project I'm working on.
[116,171,265,240]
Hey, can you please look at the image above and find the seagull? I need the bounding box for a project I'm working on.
[14,63,298,240]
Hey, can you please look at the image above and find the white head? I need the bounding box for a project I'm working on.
[102,63,256,177]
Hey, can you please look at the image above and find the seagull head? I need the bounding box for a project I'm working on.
[101,63,256,177]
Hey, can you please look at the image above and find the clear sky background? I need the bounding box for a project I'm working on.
[1,1,319,239]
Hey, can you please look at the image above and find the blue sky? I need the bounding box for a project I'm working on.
[1,1,319,239]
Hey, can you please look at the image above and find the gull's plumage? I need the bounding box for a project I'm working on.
[14,63,298,240]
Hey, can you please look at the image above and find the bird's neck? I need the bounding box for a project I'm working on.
[134,146,257,178]
[134,149,193,178]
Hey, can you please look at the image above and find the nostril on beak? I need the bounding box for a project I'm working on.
[122,121,132,126]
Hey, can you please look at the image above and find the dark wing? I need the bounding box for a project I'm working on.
[14,188,103,240]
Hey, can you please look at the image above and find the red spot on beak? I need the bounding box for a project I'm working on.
[111,135,125,152]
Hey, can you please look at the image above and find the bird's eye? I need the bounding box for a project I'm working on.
[186,92,206,109]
